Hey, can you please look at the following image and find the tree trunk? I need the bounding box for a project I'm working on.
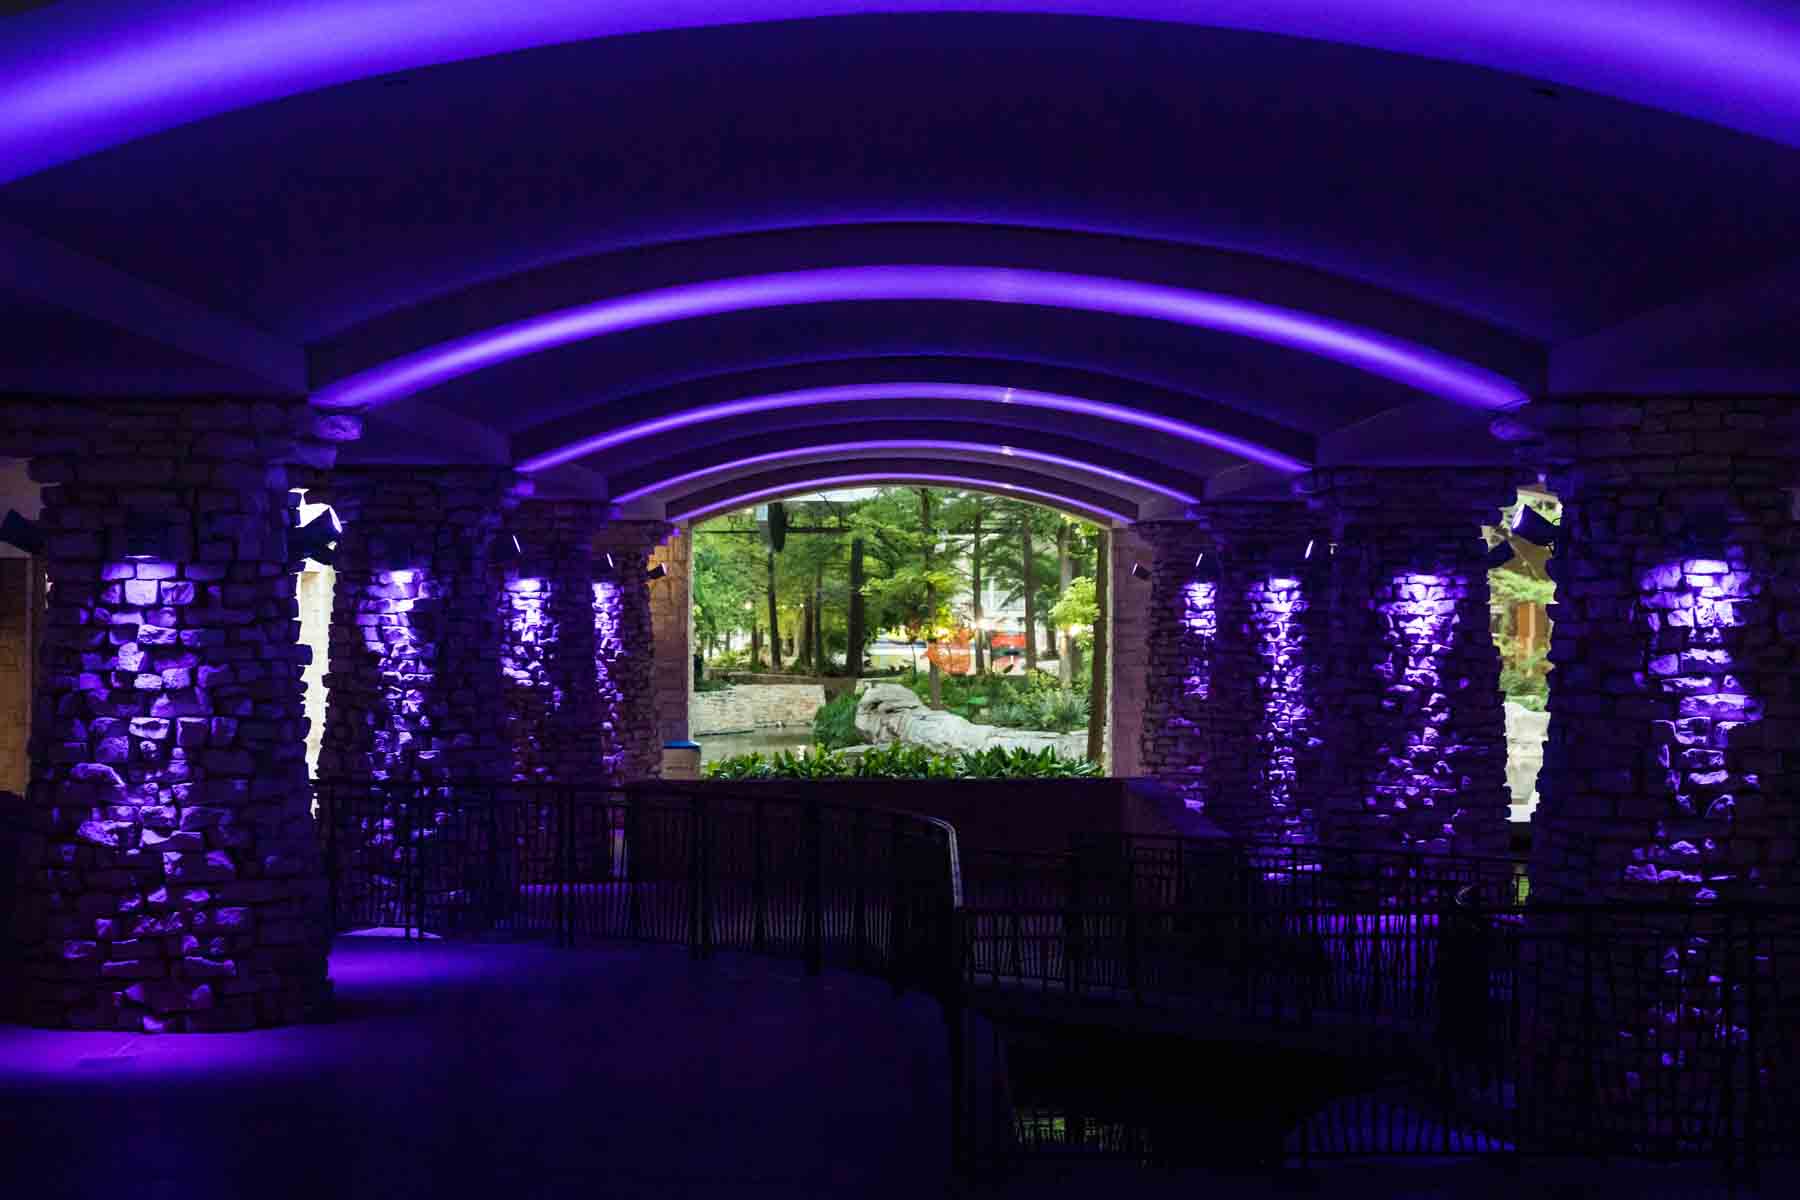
[1086,529,1110,766]
[800,593,815,671]
[971,525,986,675]
[766,548,781,671]
[1057,523,1073,690]
[847,537,866,678]
[922,489,941,708]
[1022,514,1037,675]
[751,625,762,670]
[812,563,825,673]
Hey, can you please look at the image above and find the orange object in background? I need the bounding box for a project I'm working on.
[926,635,973,675]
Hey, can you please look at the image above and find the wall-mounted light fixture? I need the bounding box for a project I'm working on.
[492,530,524,564]
[119,512,171,561]
[646,563,669,581]
[1484,540,1517,570]
[1130,562,1152,581]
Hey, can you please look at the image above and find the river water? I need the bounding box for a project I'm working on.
[696,728,823,763]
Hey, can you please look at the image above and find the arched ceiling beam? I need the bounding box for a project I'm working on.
[313,265,1528,418]
[662,461,1138,526]
[509,356,1311,476]
[513,376,1311,477]
[6,3,1799,190]
[605,427,1203,507]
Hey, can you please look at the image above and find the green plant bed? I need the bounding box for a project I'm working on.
[704,742,1099,781]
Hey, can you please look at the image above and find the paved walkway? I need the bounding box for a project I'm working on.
[0,937,952,1199]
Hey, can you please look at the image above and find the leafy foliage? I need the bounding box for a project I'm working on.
[811,692,863,750]
[701,743,1099,780]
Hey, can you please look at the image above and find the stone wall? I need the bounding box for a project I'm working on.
[0,558,34,794]
[1,395,347,1031]
[1107,525,1153,778]
[691,683,827,736]
[593,521,674,781]
[1309,469,1516,856]
[1525,396,1800,903]
[317,468,520,787]
[503,501,609,782]
[648,530,692,747]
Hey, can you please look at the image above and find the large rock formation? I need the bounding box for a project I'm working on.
[853,683,1087,758]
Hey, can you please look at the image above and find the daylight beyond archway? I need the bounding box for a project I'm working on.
[690,487,1107,777]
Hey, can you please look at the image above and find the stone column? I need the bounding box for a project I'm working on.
[317,468,520,787]
[592,520,675,782]
[1134,507,1326,839]
[502,501,611,783]
[1137,519,1213,805]
[1107,525,1153,777]
[647,530,693,748]
[3,396,345,1031]
[1525,397,1800,902]
[1309,468,1517,855]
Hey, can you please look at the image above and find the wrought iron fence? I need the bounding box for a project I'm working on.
[316,780,962,995]
[952,833,1800,1178]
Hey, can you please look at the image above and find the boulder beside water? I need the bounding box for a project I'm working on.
[853,683,1087,759]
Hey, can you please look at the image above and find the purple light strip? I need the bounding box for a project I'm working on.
[519,380,1306,474]
[316,266,1525,417]
[608,439,1197,505]
[667,473,1135,525]
[4,3,1797,188]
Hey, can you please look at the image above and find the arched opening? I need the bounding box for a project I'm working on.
[673,483,1124,777]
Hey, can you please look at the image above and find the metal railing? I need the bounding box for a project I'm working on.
[317,780,962,996]
[314,785,1797,1179]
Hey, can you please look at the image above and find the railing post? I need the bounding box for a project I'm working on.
[752,794,767,955]
[625,792,642,941]
[852,806,868,972]
[805,796,824,976]
[688,790,706,959]
[561,786,576,948]
[1720,909,1738,1181]
[888,818,905,992]
[1064,849,1083,994]
[1581,909,1596,1158]
[1744,908,1760,1187]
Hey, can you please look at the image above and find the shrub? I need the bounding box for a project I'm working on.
[811,692,863,750]
[701,744,1096,780]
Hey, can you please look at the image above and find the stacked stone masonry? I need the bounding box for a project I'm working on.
[317,468,522,788]
[594,521,676,783]
[1138,505,1329,842]
[1,396,346,1031]
[504,501,610,783]
[1526,396,1800,903]
[1307,468,1517,856]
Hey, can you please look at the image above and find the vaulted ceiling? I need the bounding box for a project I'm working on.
[3,3,1797,522]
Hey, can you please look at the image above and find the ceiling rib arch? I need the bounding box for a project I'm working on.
[515,378,1309,477]
[607,436,1200,508]
[6,2,1798,192]
[312,265,1531,418]
[663,463,1139,526]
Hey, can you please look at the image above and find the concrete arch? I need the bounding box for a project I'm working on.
[663,462,1141,525]
[312,265,1528,419]
[604,425,1205,510]
[6,2,1798,191]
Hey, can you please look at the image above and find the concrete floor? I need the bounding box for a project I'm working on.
[0,937,952,1200]
[0,937,1771,1200]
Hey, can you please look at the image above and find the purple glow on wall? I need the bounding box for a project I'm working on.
[592,580,627,779]
[608,439,1197,505]
[519,380,1306,475]
[1375,570,1461,848]
[1181,581,1217,700]
[1251,574,1315,843]
[6,2,1798,189]
[1624,556,1763,900]
[364,567,429,782]
[503,577,563,782]
[668,472,1134,524]
[316,266,1527,416]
